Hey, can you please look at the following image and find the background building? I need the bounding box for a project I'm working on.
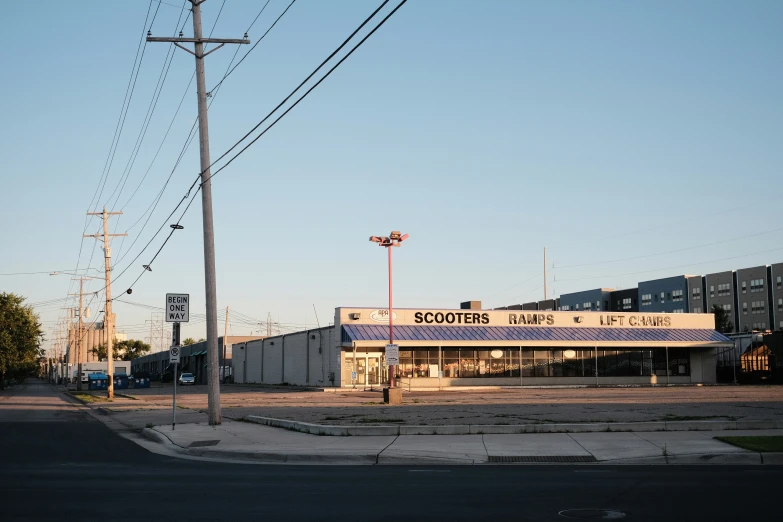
[610,288,639,312]
[558,288,612,312]
[638,275,692,313]
[736,265,773,332]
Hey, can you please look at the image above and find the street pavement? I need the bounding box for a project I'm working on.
[2,380,783,521]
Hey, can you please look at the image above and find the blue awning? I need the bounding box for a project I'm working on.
[341,324,731,345]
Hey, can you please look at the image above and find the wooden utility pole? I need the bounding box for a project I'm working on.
[147,1,249,425]
[85,208,126,399]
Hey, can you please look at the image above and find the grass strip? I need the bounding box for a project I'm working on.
[715,436,783,452]
[69,392,112,404]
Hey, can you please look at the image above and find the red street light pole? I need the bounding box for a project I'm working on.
[369,231,409,389]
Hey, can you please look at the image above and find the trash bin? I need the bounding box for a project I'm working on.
[113,373,129,390]
[87,373,108,391]
[132,371,150,389]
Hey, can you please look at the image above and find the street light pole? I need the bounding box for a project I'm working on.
[369,231,409,390]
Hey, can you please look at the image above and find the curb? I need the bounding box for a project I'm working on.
[245,416,783,437]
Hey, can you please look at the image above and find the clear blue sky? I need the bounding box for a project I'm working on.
[2,0,781,349]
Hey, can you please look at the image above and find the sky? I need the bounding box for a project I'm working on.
[1,0,782,352]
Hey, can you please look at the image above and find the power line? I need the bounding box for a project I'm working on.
[554,227,783,270]
[113,0,280,267]
[78,0,409,304]
[555,246,783,283]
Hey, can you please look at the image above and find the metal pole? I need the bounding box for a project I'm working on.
[665,346,670,385]
[191,1,221,425]
[223,306,229,383]
[173,361,177,430]
[388,244,394,388]
[595,347,599,387]
[543,247,547,301]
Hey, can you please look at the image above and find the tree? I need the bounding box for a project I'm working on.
[91,339,151,361]
[711,304,734,334]
[117,339,150,360]
[0,293,44,388]
[182,338,196,346]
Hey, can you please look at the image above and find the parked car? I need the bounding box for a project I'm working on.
[178,373,195,385]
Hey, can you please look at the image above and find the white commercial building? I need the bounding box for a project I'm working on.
[232,306,732,388]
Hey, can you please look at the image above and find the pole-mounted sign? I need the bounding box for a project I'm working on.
[165,293,189,322]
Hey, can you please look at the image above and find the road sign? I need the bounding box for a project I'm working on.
[385,343,399,365]
[170,345,181,363]
[165,293,189,322]
[351,371,357,381]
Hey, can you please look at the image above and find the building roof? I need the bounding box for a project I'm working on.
[342,324,731,346]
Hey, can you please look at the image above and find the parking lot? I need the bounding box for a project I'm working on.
[101,384,783,426]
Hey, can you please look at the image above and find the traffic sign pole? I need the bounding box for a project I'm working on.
[169,337,181,431]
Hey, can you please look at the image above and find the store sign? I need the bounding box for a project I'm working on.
[369,309,397,323]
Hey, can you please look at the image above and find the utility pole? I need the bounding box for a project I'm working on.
[147,1,249,425]
[223,306,229,383]
[85,208,126,399]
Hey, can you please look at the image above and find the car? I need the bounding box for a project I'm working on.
[178,373,195,385]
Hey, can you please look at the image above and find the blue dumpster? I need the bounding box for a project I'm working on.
[132,371,150,389]
[87,373,108,391]
[113,373,129,390]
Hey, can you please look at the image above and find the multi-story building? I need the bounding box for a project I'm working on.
[687,275,706,315]
[772,263,783,331]
[558,289,612,312]
[638,275,693,313]
[704,270,736,328]
[736,265,773,332]
[537,299,558,311]
[610,288,639,312]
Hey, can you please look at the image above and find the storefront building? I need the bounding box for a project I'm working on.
[232,307,731,388]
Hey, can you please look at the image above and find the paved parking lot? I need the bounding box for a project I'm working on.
[98,384,783,426]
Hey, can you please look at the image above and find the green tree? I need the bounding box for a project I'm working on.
[91,339,151,361]
[711,304,734,334]
[0,293,44,388]
[116,339,151,360]
[182,338,196,346]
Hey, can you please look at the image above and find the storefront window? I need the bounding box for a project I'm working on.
[384,347,689,380]
[442,349,459,378]
[521,348,534,377]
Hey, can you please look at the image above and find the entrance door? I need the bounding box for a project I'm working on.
[367,357,380,385]
[356,358,367,385]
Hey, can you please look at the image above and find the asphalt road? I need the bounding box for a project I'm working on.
[2,380,782,521]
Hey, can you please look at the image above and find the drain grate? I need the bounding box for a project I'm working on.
[188,440,220,448]
[488,455,597,463]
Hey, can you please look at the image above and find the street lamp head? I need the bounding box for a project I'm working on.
[369,236,382,243]
[390,231,402,240]
[399,233,409,242]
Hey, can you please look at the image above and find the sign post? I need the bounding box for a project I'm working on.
[385,343,399,366]
[165,293,189,431]
[170,345,180,430]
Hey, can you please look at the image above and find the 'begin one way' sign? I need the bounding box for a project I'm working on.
[165,293,189,322]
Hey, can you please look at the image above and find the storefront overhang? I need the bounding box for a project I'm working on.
[341,324,733,349]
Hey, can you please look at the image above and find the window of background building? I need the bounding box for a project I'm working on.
[692,288,701,300]
[741,281,746,293]
[622,297,632,310]
[641,294,652,306]
[743,303,748,315]
[583,302,592,311]
[560,305,571,311]
[751,279,764,292]
[777,276,782,288]
[672,289,683,302]
[661,292,666,301]
[718,283,731,297]
[778,298,782,311]
[596,301,601,310]
[710,285,715,298]
[673,309,684,313]
[722,304,731,313]
[693,307,702,313]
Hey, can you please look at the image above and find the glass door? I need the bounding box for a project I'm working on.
[356,358,367,385]
[367,357,380,385]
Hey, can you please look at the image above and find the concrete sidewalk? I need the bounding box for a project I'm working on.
[139,419,783,466]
